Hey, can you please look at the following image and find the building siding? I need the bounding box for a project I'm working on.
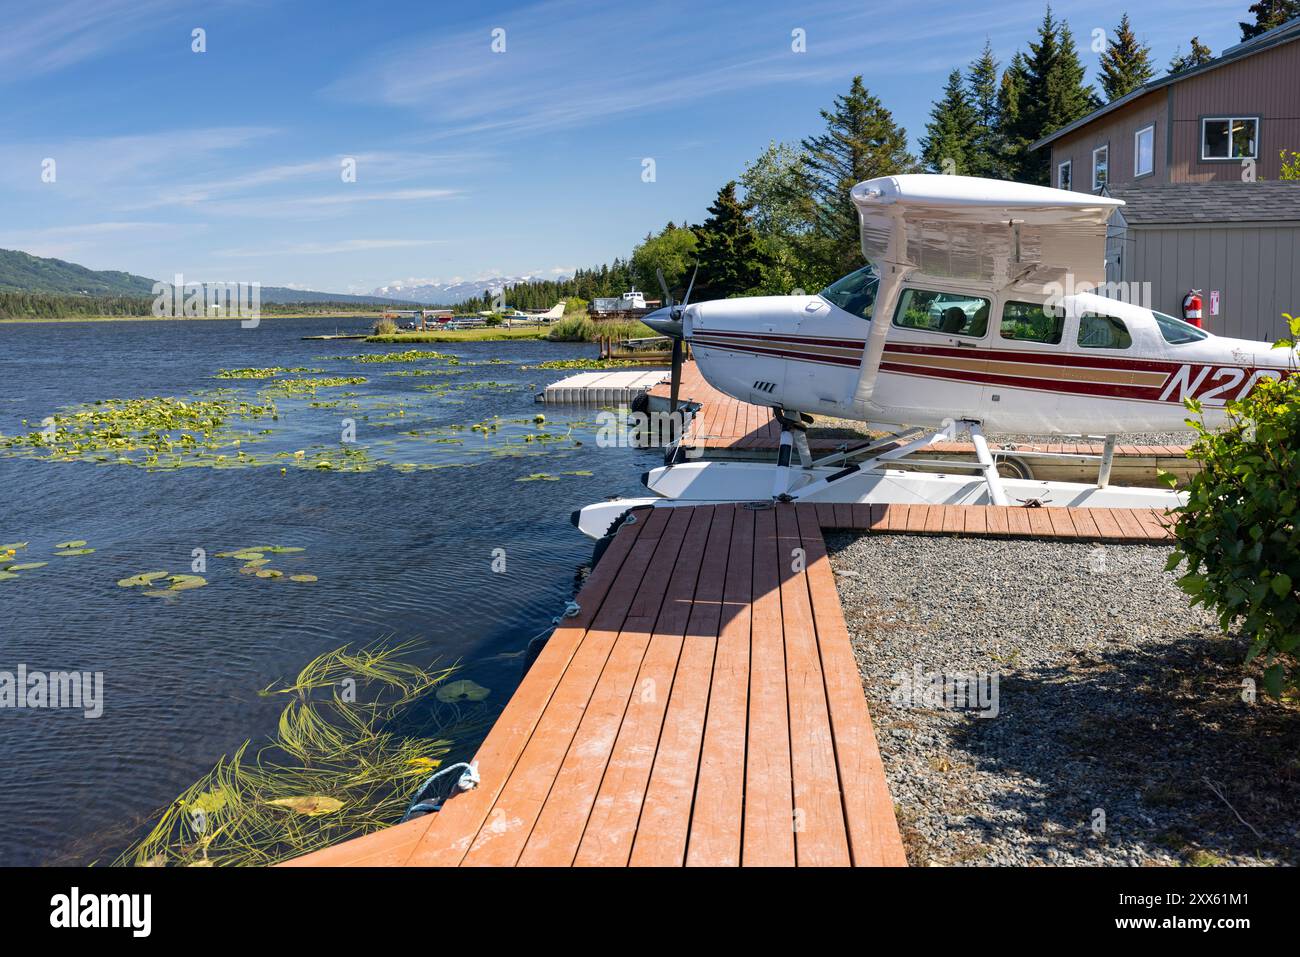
[1113,222,1300,341]
[1049,36,1300,189]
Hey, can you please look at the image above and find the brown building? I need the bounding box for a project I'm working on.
[1030,18,1300,341]
[1033,17,1300,191]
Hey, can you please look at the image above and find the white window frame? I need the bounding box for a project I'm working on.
[1092,144,1109,191]
[1134,124,1155,177]
[1200,116,1260,161]
[1057,159,1072,190]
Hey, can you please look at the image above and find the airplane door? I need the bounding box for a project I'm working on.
[981,299,1067,432]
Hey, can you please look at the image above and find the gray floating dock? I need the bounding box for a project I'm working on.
[539,370,669,404]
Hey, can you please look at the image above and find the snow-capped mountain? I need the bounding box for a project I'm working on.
[370,275,560,305]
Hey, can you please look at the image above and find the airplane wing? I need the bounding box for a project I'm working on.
[847,174,1124,411]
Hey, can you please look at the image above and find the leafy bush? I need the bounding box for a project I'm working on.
[1167,315,1300,698]
[372,316,397,336]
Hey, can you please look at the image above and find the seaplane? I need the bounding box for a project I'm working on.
[573,174,1295,539]
[480,302,567,322]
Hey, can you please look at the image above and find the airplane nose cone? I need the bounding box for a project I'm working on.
[641,305,683,339]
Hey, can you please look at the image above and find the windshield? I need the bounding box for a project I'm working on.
[1153,310,1209,344]
[819,266,878,320]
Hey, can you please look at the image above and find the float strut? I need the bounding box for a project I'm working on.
[1097,435,1116,488]
[966,420,1009,507]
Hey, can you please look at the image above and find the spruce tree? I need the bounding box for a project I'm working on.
[1008,7,1098,185]
[998,53,1030,182]
[921,70,978,174]
[1168,37,1213,73]
[966,41,1006,179]
[798,75,918,282]
[1099,14,1155,100]
[1240,0,1299,40]
[691,181,765,299]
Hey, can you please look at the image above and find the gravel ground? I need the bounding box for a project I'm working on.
[827,533,1299,867]
[985,430,1198,448]
[811,418,1198,449]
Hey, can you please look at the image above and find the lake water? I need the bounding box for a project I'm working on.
[0,317,660,865]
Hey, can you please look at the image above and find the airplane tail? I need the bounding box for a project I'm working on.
[542,302,565,320]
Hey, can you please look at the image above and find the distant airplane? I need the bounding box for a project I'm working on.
[478,302,566,322]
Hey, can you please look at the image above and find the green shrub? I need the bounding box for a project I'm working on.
[372,316,397,336]
[1167,314,1300,698]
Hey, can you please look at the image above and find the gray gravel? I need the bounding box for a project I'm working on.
[985,430,1198,447]
[827,533,1298,867]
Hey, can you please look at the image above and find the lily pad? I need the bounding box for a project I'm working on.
[189,788,230,815]
[0,571,20,582]
[167,574,207,591]
[117,571,170,588]
[54,548,94,556]
[0,542,29,551]
[6,562,47,572]
[264,546,305,554]
[255,569,283,579]
[289,574,318,583]
[55,540,88,549]
[436,679,490,703]
[230,550,264,561]
[266,795,344,816]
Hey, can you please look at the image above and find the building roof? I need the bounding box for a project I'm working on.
[1031,17,1300,151]
[1106,181,1300,225]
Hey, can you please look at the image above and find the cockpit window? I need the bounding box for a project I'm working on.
[1078,313,1133,349]
[1152,310,1209,344]
[893,288,990,338]
[819,266,878,320]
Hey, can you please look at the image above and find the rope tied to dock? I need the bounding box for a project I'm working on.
[401,762,479,822]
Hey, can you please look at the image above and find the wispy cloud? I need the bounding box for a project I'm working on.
[0,0,201,81]
[213,238,446,258]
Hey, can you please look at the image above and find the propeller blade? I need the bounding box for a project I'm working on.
[655,268,673,307]
[682,263,699,307]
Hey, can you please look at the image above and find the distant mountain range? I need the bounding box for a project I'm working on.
[0,249,420,306]
[370,275,563,305]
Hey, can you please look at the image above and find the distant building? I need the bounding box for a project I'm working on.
[1032,18,1300,341]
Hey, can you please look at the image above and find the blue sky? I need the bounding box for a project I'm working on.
[0,0,1251,294]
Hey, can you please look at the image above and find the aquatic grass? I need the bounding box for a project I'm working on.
[344,349,460,365]
[0,395,278,468]
[258,376,367,399]
[215,367,322,379]
[116,642,479,867]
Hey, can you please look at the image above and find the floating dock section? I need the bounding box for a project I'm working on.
[539,370,669,405]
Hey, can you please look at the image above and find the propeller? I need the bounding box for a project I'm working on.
[641,264,699,461]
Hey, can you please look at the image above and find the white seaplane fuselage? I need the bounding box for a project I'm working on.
[686,287,1291,436]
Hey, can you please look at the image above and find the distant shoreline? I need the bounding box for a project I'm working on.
[0,311,393,325]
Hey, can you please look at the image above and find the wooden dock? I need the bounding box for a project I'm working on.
[289,502,908,867]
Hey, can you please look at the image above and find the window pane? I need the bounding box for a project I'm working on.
[1232,118,1257,158]
[1059,162,1071,189]
[1078,313,1133,349]
[819,266,878,320]
[893,289,991,338]
[1001,301,1064,344]
[1136,127,1153,175]
[1203,119,1230,158]
[1153,310,1209,344]
[1093,147,1108,188]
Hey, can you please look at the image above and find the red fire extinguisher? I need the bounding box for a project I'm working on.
[1182,289,1203,327]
